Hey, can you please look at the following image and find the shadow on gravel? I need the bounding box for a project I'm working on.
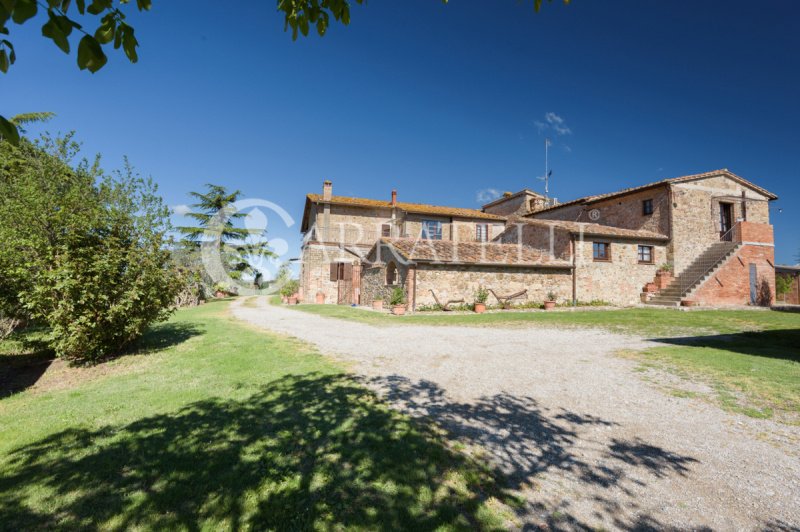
[365,374,701,529]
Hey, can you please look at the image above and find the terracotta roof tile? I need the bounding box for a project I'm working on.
[532,169,777,215]
[306,193,505,221]
[378,238,572,268]
[516,218,670,241]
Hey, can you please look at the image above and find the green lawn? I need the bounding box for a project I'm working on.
[290,302,800,422]
[0,301,517,530]
[289,301,800,337]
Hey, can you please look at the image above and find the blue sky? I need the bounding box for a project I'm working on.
[4,0,799,273]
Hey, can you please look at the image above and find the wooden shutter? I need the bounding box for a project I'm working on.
[343,263,353,281]
[330,263,339,282]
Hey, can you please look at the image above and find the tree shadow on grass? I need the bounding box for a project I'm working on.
[0,322,203,398]
[0,373,517,530]
[652,329,800,363]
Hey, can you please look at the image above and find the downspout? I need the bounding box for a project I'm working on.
[571,234,577,305]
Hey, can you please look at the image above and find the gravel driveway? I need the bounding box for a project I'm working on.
[232,298,800,530]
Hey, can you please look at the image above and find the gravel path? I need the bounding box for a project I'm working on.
[232,298,800,531]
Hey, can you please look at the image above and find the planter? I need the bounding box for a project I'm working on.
[215,291,227,298]
[474,303,486,314]
[680,299,696,307]
[372,300,384,311]
[281,296,288,304]
[391,304,406,316]
[543,300,556,311]
[656,271,674,290]
[288,296,298,305]
[315,292,325,304]
[644,282,658,293]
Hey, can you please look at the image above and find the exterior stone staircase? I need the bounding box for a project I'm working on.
[646,241,741,307]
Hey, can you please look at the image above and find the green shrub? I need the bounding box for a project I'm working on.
[280,279,300,298]
[0,134,183,362]
[389,286,406,306]
[776,274,793,297]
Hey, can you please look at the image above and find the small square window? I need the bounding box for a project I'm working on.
[476,224,488,242]
[593,242,610,261]
[642,199,654,215]
[638,245,654,264]
[381,224,391,237]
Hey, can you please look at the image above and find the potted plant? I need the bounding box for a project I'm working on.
[280,280,300,304]
[474,286,488,313]
[372,298,384,311]
[656,263,674,290]
[315,291,325,304]
[390,286,407,315]
[543,291,557,311]
[213,282,230,298]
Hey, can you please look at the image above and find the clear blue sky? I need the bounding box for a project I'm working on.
[4,0,799,273]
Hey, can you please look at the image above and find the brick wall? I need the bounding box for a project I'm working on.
[691,244,775,306]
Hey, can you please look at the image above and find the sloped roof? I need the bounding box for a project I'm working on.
[517,218,670,241]
[307,194,505,220]
[532,169,777,215]
[481,188,545,209]
[376,238,572,268]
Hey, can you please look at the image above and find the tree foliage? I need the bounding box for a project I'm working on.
[0,132,183,362]
[0,0,570,142]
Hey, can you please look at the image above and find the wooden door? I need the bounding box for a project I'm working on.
[720,202,733,239]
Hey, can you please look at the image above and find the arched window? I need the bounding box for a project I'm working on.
[386,262,397,286]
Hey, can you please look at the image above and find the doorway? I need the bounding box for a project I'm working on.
[719,202,734,240]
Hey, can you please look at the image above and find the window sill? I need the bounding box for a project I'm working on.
[638,261,655,265]
[593,258,612,263]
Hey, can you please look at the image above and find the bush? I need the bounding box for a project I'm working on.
[389,286,406,306]
[0,134,183,362]
[776,274,793,297]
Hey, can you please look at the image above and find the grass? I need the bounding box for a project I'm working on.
[288,301,800,337]
[629,329,800,422]
[0,300,517,530]
[288,301,800,422]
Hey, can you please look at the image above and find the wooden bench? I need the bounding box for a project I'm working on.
[429,290,465,311]
[489,288,527,309]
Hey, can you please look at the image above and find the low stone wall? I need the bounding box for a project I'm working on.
[413,264,572,308]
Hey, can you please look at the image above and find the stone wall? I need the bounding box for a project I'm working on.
[573,237,666,306]
[483,191,543,216]
[413,264,572,308]
[300,244,362,304]
[691,244,775,306]
[533,186,671,236]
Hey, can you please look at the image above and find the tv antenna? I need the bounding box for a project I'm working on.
[538,137,553,198]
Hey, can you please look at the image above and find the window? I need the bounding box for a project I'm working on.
[593,242,611,261]
[642,199,654,215]
[476,223,488,242]
[381,224,391,237]
[330,262,351,281]
[638,245,654,264]
[421,220,442,240]
[386,262,397,285]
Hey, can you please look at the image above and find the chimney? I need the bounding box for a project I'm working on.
[322,180,332,201]
[391,189,397,206]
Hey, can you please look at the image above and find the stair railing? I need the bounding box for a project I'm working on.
[678,224,739,296]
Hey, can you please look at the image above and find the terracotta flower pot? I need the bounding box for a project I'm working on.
[656,271,674,290]
[372,300,384,311]
[281,296,288,304]
[392,304,406,316]
[644,282,658,293]
[680,299,696,307]
[315,292,325,304]
[543,301,556,311]
[474,303,486,314]
[215,291,227,298]
[288,296,298,305]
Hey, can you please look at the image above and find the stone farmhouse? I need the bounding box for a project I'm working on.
[299,169,777,310]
